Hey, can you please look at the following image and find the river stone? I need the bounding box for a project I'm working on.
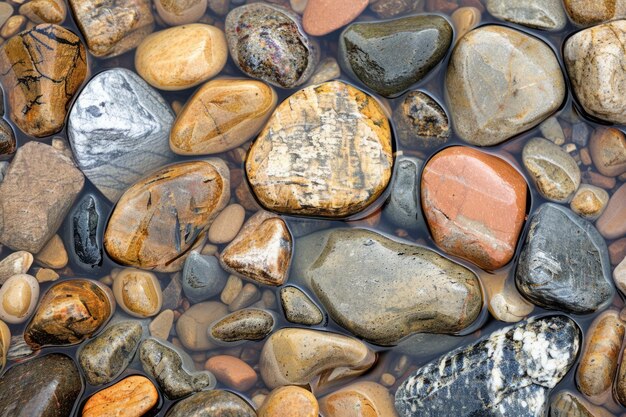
[182,252,228,303]
[166,390,256,417]
[280,286,324,326]
[225,3,319,88]
[302,0,368,36]
[564,20,626,124]
[104,159,230,271]
[339,15,452,97]
[246,80,393,218]
[393,91,450,150]
[0,24,87,138]
[589,127,626,177]
[0,142,84,253]
[78,320,142,385]
[0,251,33,285]
[383,156,424,232]
[83,375,159,417]
[210,308,274,343]
[259,386,319,417]
[68,68,176,202]
[563,0,626,26]
[0,353,82,417]
[320,381,396,417]
[369,0,422,18]
[68,0,154,58]
[486,0,567,31]
[597,183,626,240]
[570,185,609,221]
[71,194,104,269]
[446,25,565,146]
[550,391,606,417]
[515,203,614,314]
[176,301,229,351]
[294,228,482,346]
[140,337,216,399]
[395,316,581,417]
[0,120,15,159]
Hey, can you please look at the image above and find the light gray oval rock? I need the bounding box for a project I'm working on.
[515,203,614,314]
[395,316,581,417]
[182,252,228,304]
[209,308,274,343]
[280,286,324,326]
[68,68,176,202]
[383,156,425,231]
[486,0,567,31]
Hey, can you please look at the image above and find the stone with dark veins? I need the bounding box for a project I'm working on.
[68,68,176,202]
[71,194,104,269]
[395,316,581,417]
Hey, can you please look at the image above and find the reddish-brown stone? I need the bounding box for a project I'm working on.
[303,0,368,36]
[596,183,626,240]
[421,146,528,270]
[610,238,626,266]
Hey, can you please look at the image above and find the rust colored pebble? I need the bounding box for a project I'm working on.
[204,354,258,391]
[82,375,159,417]
[303,0,368,36]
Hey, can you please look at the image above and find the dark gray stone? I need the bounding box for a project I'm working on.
[162,273,183,311]
[71,194,104,269]
[182,252,228,304]
[395,316,581,417]
[166,390,255,417]
[515,203,614,314]
[383,156,425,231]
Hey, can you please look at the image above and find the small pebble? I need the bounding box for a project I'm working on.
[210,308,274,343]
[221,275,243,305]
[0,274,39,324]
[149,309,174,340]
[0,251,33,284]
[204,354,258,391]
[176,301,228,351]
[155,0,207,26]
[0,15,25,38]
[228,283,260,312]
[570,184,609,220]
[589,127,626,177]
[34,234,68,269]
[82,375,158,417]
[539,117,565,145]
[34,268,59,282]
[609,238,626,266]
[208,204,246,244]
[113,268,162,318]
[280,286,324,326]
[451,6,481,44]
[258,386,319,417]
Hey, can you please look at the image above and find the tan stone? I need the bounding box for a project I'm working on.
[209,204,246,244]
[246,80,393,218]
[0,24,87,137]
[589,127,626,177]
[570,184,609,221]
[228,282,260,312]
[82,375,159,417]
[259,386,319,417]
[0,15,25,38]
[0,3,14,29]
[221,274,243,305]
[35,268,59,283]
[204,355,258,391]
[135,24,227,91]
[19,0,66,24]
[596,183,626,240]
[155,0,207,25]
[171,78,277,155]
[451,7,481,44]
[0,274,38,324]
[563,0,626,26]
[0,320,9,372]
[319,381,398,417]
[482,272,533,323]
[34,234,68,269]
[113,268,163,318]
[149,309,174,340]
[0,251,33,284]
[175,301,228,351]
[307,57,341,86]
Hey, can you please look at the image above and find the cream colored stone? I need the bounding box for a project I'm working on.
[220,274,243,305]
[113,268,163,318]
[34,234,68,269]
[0,274,39,324]
[259,386,318,417]
[451,7,481,44]
[482,272,533,323]
[570,184,609,221]
[208,204,246,244]
[19,0,66,24]
[149,309,174,340]
[0,251,33,284]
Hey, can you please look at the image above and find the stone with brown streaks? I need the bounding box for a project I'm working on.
[83,375,158,417]
[0,24,86,137]
[69,0,154,58]
[246,81,393,218]
[563,0,626,26]
[104,160,230,272]
[220,210,292,286]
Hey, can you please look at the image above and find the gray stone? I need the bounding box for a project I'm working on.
[140,337,216,399]
[292,228,483,346]
[393,91,450,150]
[280,286,324,326]
[396,333,464,358]
[78,320,142,385]
[166,390,256,417]
[571,123,590,147]
[209,308,274,343]
[515,203,614,314]
[68,68,175,202]
[162,273,183,311]
[70,194,104,269]
[395,316,581,417]
[539,117,565,145]
[486,0,567,31]
[0,353,82,417]
[339,15,452,97]
[383,156,425,232]
[182,252,228,303]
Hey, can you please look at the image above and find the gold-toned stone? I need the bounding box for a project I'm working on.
[113,268,162,318]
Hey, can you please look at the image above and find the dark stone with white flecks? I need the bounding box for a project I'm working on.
[71,194,104,269]
[182,252,228,304]
[383,156,425,231]
[395,316,581,417]
[515,203,614,314]
[68,68,176,202]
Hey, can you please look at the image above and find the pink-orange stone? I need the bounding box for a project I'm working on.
[421,146,528,270]
[303,0,368,36]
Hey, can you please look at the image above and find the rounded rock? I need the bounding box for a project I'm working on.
[319,381,397,417]
[563,0,626,26]
[165,390,256,417]
[204,355,258,391]
[0,274,39,324]
[0,320,9,372]
[596,183,626,240]
[589,127,626,177]
[570,185,609,221]
[19,0,66,24]
[279,286,324,326]
[258,386,319,417]
[113,268,162,318]
[208,204,246,244]
[209,308,274,343]
[176,301,228,351]
[155,0,207,25]
[393,91,450,150]
[0,251,33,285]
[486,0,567,31]
[182,252,229,303]
[302,0,368,36]
[83,375,159,417]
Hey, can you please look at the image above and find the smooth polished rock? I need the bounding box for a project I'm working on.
[293,229,482,346]
[170,79,277,155]
[369,0,422,17]
[82,375,159,417]
[0,274,38,324]
[303,0,368,36]
[563,0,626,26]
[204,355,257,392]
[78,320,143,385]
[71,194,104,268]
[393,91,450,150]
[0,251,33,285]
[0,321,8,373]
[225,3,319,88]
[176,301,228,351]
[589,127,626,177]
[182,252,228,303]
[395,316,581,417]
[34,234,67,269]
[596,183,626,240]
[135,24,228,91]
[209,308,274,343]
[246,80,392,218]
[339,15,452,97]
[279,286,324,326]
[0,120,15,159]
[515,203,614,314]
[564,20,626,124]
[19,0,66,25]
[570,185,609,221]
[0,142,84,253]
[259,386,319,417]
[112,268,162,317]
[104,159,229,271]
[166,390,256,417]
[208,204,246,244]
[422,146,527,270]
[68,0,154,58]
[486,0,567,30]
[220,210,292,286]
[446,25,565,146]
[320,381,397,417]
[68,68,176,202]
[0,24,87,137]
[155,0,207,25]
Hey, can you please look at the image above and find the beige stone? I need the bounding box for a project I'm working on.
[0,251,32,284]
[149,309,174,340]
[228,283,260,312]
[564,0,626,26]
[34,234,68,269]
[614,257,626,296]
[589,127,626,177]
[0,274,39,324]
[19,0,66,24]
[259,386,319,417]
[319,381,398,417]
[451,6,481,44]
[221,274,243,305]
[483,273,534,323]
[0,15,25,38]
[570,184,609,221]
[204,355,258,391]
[155,0,207,25]
[208,204,246,244]
[135,24,227,91]
[0,320,9,372]
[35,268,59,282]
[113,268,163,318]
[176,301,228,351]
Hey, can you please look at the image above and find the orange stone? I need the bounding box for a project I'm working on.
[319,381,398,417]
[258,386,319,417]
[204,355,258,391]
[303,0,368,36]
[421,146,528,270]
[82,375,159,417]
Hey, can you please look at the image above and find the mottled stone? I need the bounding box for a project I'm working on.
[550,391,609,417]
[171,79,277,155]
[260,328,375,388]
[0,274,38,324]
[0,142,84,253]
[563,0,626,26]
[225,3,319,88]
[78,320,143,385]
[0,24,86,137]
[596,183,626,239]
[0,354,82,417]
[294,228,482,345]
[393,91,450,150]
[280,286,323,326]
[140,338,216,399]
[104,159,229,271]
[422,146,527,270]
[113,268,162,318]
[540,117,565,145]
[564,20,626,124]
[446,25,565,146]
[220,210,292,286]
[182,252,228,303]
[176,301,228,351]
[69,0,154,58]
[71,194,103,268]
[246,81,392,218]
[155,0,207,25]
[24,279,115,349]
[259,386,319,417]
[68,68,176,202]
[83,375,159,417]
[210,308,274,343]
[515,203,614,314]
[166,390,256,417]
[204,355,258,391]
[339,15,452,97]
[570,185,609,221]
[0,251,33,285]
[369,0,422,17]
[486,0,566,30]
[589,127,626,177]
[0,120,15,160]
[395,316,581,417]
[303,0,368,36]
[320,381,397,417]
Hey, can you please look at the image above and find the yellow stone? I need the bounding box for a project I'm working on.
[0,274,39,324]
[113,268,163,318]
[35,234,68,269]
[259,386,319,417]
